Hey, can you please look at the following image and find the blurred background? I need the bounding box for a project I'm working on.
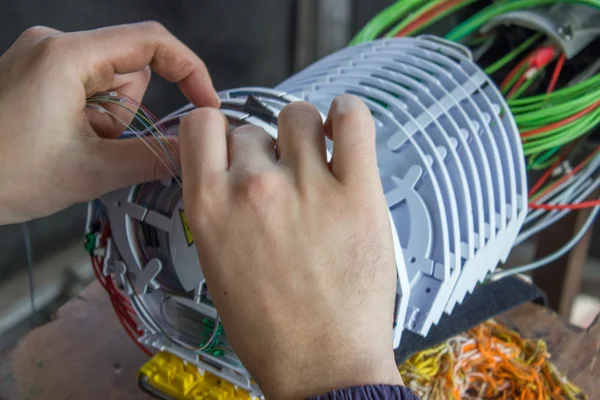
[1,0,599,352]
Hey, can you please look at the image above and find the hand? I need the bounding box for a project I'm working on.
[179,95,403,399]
[0,22,219,224]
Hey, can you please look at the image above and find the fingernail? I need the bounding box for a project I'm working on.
[333,94,361,113]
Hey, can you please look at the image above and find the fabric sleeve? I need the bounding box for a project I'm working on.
[308,385,420,400]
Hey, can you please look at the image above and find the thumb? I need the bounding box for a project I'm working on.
[88,136,179,196]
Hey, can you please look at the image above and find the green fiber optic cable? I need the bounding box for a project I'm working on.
[385,0,447,37]
[409,0,480,37]
[531,146,562,166]
[509,86,600,112]
[510,92,600,113]
[446,0,600,41]
[508,65,547,100]
[530,155,560,170]
[519,103,600,135]
[501,63,529,95]
[519,114,596,141]
[515,99,600,128]
[350,0,600,162]
[522,115,596,147]
[350,0,426,45]
[508,74,600,107]
[484,33,542,75]
[386,0,480,38]
[509,88,599,113]
[527,149,555,170]
[527,152,542,169]
[514,92,600,125]
[522,111,600,155]
[511,95,600,120]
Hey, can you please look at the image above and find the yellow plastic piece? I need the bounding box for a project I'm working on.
[138,351,255,400]
[179,210,195,246]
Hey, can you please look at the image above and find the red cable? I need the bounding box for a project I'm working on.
[112,300,153,357]
[529,47,556,69]
[507,73,529,98]
[546,53,566,94]
[108,280,153,356]
[521,100,600,139]
[528,142,580,197]
[89,223,152,357]
[501,46,555,92]
[528,158,563,197]
[91,255,140,332]
[91,257,107,289]
[109,292,138,329]
[506,47,556,98]
[395,0,464,37]
[528,200,600,210]
[500,56,531,90]
[107,280,138,322]
[530,146,600,203]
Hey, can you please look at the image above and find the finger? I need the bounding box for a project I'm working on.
[179,108,229,187]
[73,22,219,107]
[228,125,277,175]
[18,26,62,42]
[277,102,328,174]
[323,95,378,186]
[85,67,152,139]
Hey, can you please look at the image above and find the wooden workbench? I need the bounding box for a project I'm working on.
[1,282,598,400]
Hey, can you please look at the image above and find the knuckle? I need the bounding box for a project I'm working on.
[21,26,50,39]
[197,173,223,205]
[202,172,225,194]
[140,20,168,35]
[332,98,375,135]
[228,124,265,141]
[236,171,283,211]
[175,55,195,76]
[228,125,249,140]
[280,101,321,121]
[187,204,211,232]
[37,34,68,55]
[180,108,224,133]
[185,178,223,228]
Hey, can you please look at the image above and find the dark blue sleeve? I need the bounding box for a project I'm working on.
[308,385,419,399]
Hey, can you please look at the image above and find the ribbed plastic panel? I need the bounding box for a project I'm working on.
[277,36,527,333]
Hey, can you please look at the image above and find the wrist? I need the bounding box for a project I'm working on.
[258,341,402,399]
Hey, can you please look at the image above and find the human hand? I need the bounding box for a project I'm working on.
[179,95,403,399]
[0,22,218,224]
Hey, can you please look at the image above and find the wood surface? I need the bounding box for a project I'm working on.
[1,283,598,400]
[532,200,598,318]
[496,302,600,396]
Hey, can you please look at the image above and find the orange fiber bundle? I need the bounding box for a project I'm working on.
[398,320,586,400]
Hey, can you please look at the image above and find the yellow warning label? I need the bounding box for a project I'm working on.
[179,209,194,246]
